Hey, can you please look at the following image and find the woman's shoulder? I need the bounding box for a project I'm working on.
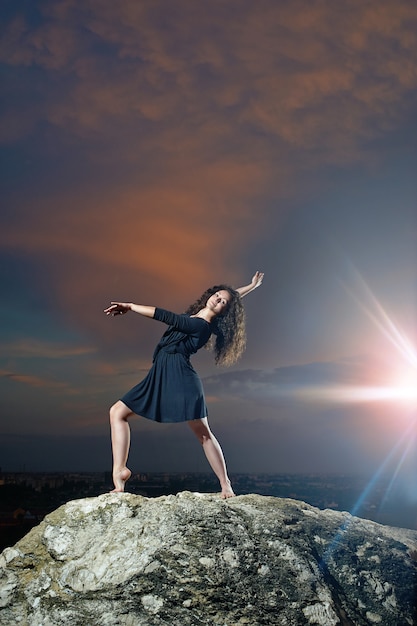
[154,308,211,334]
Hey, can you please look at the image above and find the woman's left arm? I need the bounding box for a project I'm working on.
[236,271,264,297]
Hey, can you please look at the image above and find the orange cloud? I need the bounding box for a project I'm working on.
[0,155,270,323]
[1,0,416,335]
[4,339,96,359]
[2,0,415,155]
[0,369,69,390]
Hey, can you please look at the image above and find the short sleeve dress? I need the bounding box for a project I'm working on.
[120,307,212,423]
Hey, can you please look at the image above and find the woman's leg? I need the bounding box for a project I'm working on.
[109,400,134,492]
[188,418,235,498]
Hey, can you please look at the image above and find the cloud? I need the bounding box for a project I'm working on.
[202,355,415,471]
[2,1,416,247]
[0,160,271,340]
[203,354,413,414]
[2,1,416,155]
[1,0,414,334]
[3,339,96,359]
[0,369,69,390]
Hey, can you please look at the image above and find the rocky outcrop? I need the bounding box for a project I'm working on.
[0,491,416,625]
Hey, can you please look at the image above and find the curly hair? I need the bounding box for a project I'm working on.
[185,284,246,366]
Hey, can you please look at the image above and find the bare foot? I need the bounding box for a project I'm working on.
[111,467,131,492]
[220,481,236,499]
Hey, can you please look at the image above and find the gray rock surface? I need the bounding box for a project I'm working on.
[0,491,416,625]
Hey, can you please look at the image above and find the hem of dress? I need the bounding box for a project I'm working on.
[119,398,207,423]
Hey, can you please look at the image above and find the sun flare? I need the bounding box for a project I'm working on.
[296,382,417,406]
[387,368,417,404]
[294,367,417,408]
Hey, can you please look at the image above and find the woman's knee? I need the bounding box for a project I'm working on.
[110,401,130,423]
[188,419,212,445]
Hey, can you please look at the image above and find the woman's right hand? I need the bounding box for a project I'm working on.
[104,302,132,316]
[250,271,264,289]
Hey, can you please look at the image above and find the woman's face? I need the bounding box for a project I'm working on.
[206,290,232,316]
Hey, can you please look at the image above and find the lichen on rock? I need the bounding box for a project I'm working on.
[0,491,416,625]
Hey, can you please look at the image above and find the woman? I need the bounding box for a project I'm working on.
[104,271,264,498]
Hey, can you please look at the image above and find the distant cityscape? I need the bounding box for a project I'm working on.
[1,471,416,552]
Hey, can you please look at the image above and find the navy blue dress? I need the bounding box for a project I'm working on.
[120,308,212,423]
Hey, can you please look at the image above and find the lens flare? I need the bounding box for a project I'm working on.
[296,380,417,406]
[318,262,417,553]
[320,418,416,566]
[341,263,417,368]
[296,263,417,409]
[338,264,417,407]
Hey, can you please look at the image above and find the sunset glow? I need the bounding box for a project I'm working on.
[1,0,416,508]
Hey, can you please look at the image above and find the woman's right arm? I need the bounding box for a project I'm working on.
[236,271,264,297]
[104,302,156,318]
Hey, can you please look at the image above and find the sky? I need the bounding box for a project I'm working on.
[1,0,417,504]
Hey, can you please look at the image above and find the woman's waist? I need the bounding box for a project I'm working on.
[153,344,191,359]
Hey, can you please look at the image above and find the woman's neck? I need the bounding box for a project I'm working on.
[193,307,216,322]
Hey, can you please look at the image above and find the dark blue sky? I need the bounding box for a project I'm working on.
[1,0,416,504]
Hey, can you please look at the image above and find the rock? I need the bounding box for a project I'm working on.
[0,492,416,625]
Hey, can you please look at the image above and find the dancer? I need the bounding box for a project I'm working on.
[104,271,264,497]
